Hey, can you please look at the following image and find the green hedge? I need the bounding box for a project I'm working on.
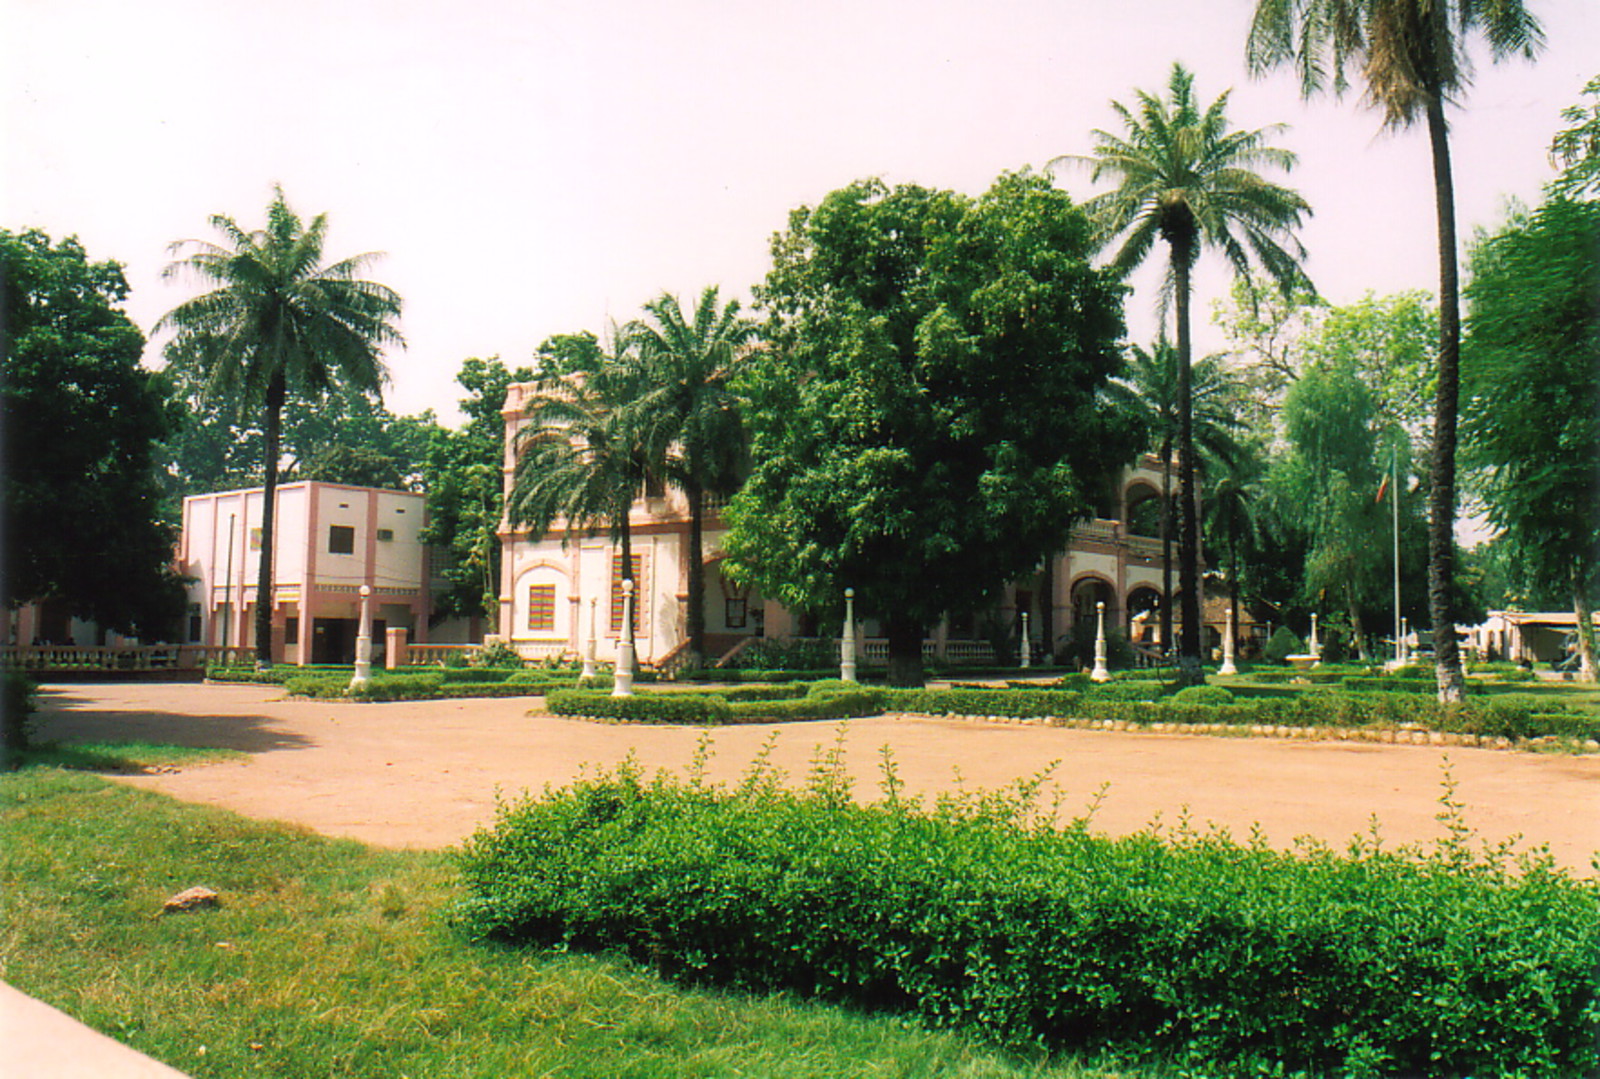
[544,687,887,725]
[886,687,1084,718]
[1341,675,1483,695]
[455,769,1600,1077]
[676,668,857,684]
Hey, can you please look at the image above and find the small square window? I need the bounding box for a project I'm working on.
[376,528,395,542]
[328,525,356,554]
[285,617,300,645]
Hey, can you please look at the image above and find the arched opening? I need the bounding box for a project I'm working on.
[1126,586,1163,648]
[1069,576,1118,631]
[1124,482,1164,538]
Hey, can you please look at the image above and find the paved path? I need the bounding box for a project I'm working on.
[0,982,191,1078]
[31,681,1600,872]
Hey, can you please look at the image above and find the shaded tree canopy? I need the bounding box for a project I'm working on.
[723,171,1138,684]
[1,228,185,636]
[424,356,531,627]
[1462,195,1600,676]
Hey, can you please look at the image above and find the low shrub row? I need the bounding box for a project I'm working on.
[454,767,1600,1077]
[283,671,561,701]
[1341,675,1483,694]
[544,687,886,725]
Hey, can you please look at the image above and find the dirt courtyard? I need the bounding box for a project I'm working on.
[30,682,1600,874]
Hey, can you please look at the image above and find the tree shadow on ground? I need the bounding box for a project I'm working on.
[30,687,315,756]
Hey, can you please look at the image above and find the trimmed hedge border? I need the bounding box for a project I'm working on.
[456,770,1600,1076]
[544,688,886,725]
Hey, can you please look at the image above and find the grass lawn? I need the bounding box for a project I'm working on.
[0,763,1171,1079]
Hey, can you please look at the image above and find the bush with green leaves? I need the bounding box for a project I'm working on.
[886,687,1084,719]
[1263,626,1306,665]
[722,637,840,672]
[454,757,1600,1077]
[544,687,886,725]
[1169,684,1234,706]
[2,670,39,767]
[1083,680,1166,702]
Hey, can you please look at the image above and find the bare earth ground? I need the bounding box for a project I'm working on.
[31,682,1600,874]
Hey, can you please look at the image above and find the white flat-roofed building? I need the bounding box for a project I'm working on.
[179,482,434,665]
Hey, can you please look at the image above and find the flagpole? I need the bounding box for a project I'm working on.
[1392,444,1402,668]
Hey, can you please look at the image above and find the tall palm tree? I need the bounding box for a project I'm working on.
[159,186,403,670]
[1246,0,1543,700]
[627,287,757,669]
[1062,68,1310,683]
[506,330,652,647]
[1204,447,1267,661]
[1112,339,1247,652]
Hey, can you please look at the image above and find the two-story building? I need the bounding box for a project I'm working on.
[496,377,1186,667]
[178,482,435,665]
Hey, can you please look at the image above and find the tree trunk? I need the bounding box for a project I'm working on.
[254,372,286,672]
[684,478,706,671]
[1040,557,1056,663]
[1425,98,1466,703]
[1574,565,1597,683]
[885,612,925,687]
[1173,239,1204,686]
[1159,434,1174,654]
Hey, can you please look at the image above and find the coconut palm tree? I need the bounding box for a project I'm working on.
[1246,0,1543,700]
[1061,67,1310,682]
[506,330,652,646]
[1112,339,1248,652]
[626,287,757,669]
[159,186,403,670]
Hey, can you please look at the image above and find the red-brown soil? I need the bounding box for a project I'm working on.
[31,682,1600,874]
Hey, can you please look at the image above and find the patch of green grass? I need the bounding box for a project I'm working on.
[17,740,247,772]
[0,767,1170,1078]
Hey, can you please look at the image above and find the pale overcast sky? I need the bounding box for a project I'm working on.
[6,0,1595,423]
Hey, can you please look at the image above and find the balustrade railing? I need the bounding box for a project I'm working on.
[0,644,250,672]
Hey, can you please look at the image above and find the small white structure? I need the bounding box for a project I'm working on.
[1467,610,1597,668]
[178,482,435,665]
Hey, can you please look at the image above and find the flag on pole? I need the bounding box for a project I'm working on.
[1376,472,1391,503]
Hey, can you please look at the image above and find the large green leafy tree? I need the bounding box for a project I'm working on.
[724,171,1136,686]
[160,354,434,507]
[506,329,652,646]
[1268,361,1425,658]
[422,357,531,631]
[1550,73,1599,199]
[1247,0,1544,700]
[1,229,186,636]
[1065,62,1311,684]
[1462,196,1600,680]
[159,186,404,668]
[628,287,757,669]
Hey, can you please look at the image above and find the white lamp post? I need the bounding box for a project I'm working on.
[1090,600,1110,683]
[612,579,636,697]
[580,597,598,680]
[1019,610,1031,670]
[1310,612,1321,666]
[840,588,858,683]
[1219,603,1238,676]
[1400,617,1410,664]
[350,585,373,691]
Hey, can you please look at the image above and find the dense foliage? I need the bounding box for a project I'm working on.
[1463,195,1600,679]
[1,229,186,636]
[726,171,1134,685]
[456,760,1600,1076]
